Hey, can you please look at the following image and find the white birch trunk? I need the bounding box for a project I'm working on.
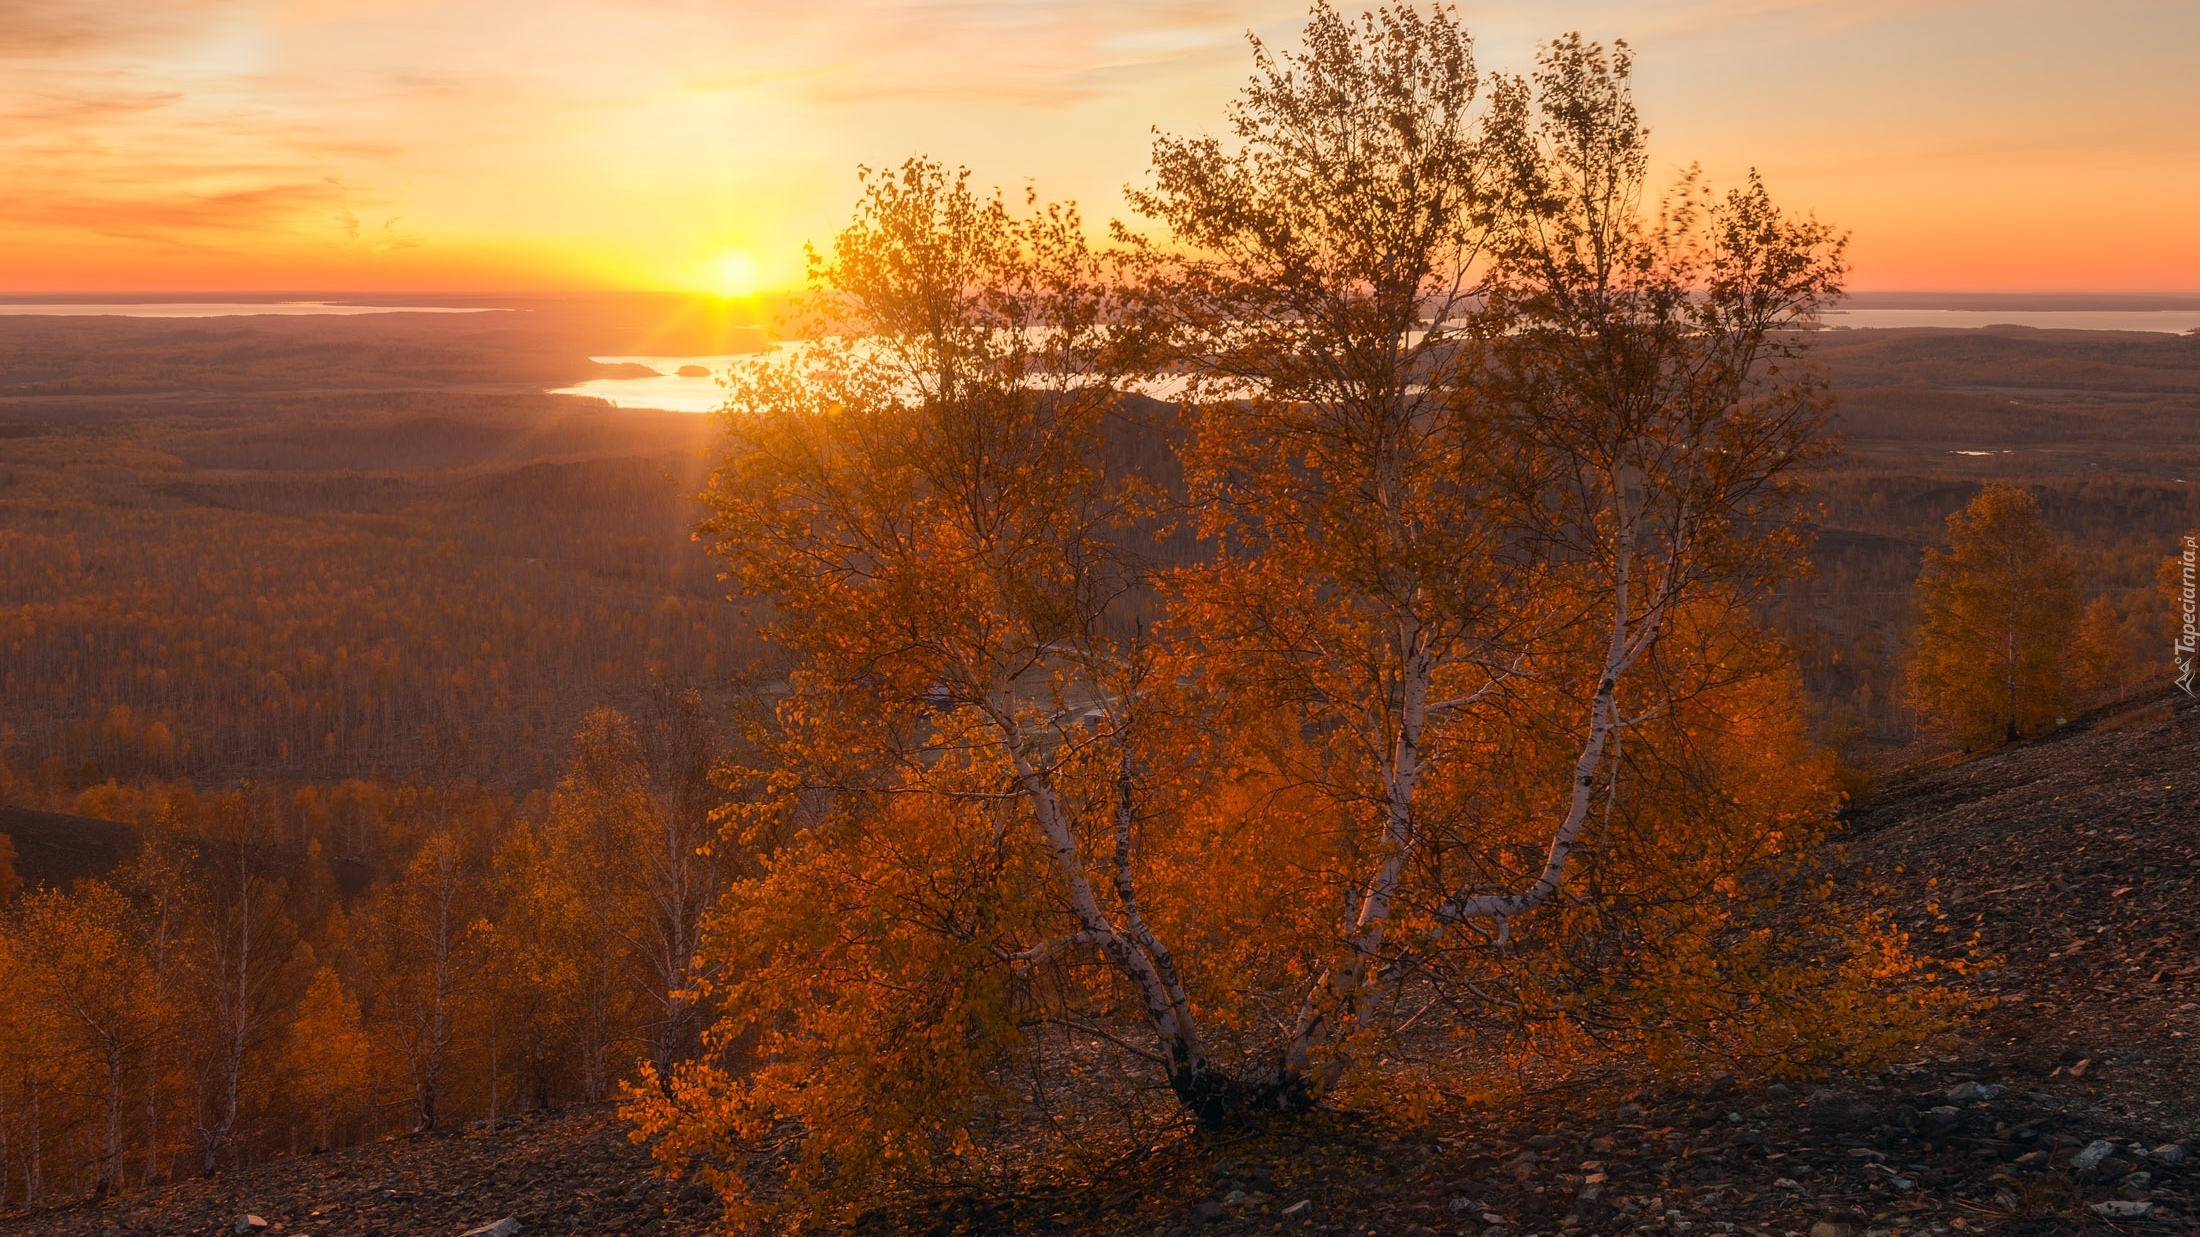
[1438,493,1668,928]
[97,1046,124,1198]
[990,697,1218,1107]
[1279,637,1431,1088]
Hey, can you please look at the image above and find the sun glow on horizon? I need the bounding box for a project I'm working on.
[702,250,762,299]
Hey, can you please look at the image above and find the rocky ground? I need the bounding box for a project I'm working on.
[0,1107,719,1237]
[6,691,2194,1237]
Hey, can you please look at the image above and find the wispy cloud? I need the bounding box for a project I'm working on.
[0,87,183,126]
[0,182,343,247]
[563,0,1285,108]
[720,0,1270,106]
[0,0,244,57]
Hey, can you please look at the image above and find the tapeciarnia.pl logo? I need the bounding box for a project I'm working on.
[2178,533,2198,696]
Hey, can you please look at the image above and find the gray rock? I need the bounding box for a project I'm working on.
[1946,1081,2003,1103]
[1280,1199,1312,1218]
[2070,1139,2117,1171]
[2091,1200,2153,1219]
[2153,1143,2188,1164]
[460,1221,523,1237]
[234,1219,268,1236]
[1194,1199,1225,1222]
[1804,1091,1875,1131]
[1449,1197,1481,1213]
[1918,1105,1963,1136]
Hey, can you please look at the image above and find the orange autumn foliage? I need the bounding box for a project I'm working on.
[623,10,1956,1227]
[0,703,735,1204]
[1908,486,2083,746]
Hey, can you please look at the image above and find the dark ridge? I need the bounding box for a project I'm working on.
[0,806,139,891]
[0,805,378,898]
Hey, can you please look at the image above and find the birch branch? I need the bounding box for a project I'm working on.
[1004,931,1110,968]
[1436,499,1652,927]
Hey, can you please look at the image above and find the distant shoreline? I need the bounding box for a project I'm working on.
[1838,291,2200,311]
[0,301,504,318]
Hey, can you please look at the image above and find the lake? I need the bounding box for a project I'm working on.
[1818,308,2200,333]
[550,354,774,413]
[549,310,2200,414]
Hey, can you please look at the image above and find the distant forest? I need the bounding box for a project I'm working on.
[4,314,2193,803]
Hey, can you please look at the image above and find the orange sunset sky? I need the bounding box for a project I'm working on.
[4,0,2196,295]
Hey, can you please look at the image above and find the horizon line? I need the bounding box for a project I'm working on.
[3,288,2199,302]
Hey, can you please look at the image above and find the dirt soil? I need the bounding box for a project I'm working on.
[5,692,2194,1237]
[0,1107,718,1237]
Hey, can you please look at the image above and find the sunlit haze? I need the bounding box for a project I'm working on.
[5,0,2195,294]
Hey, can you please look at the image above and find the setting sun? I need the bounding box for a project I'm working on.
[705,250,760,299]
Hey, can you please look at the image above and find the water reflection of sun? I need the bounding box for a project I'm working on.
[705,249,759,298]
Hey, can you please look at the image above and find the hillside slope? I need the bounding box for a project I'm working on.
[0,1107,714,1237]
[1840,690,2200,1135]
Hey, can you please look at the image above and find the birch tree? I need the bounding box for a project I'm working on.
[634,687,729,1074]
[0,931,57,1206]
[486,821,588,1110]
[1128,13,1841,1098]
[122,820,193,1187]
[1125,2,1518,1098]
[631,157,1187,1212]
[9,883,156,1200]
[361,790,489,1132]
[186,787,302,1178]
[1908,485,2080,745]
[284,967,373,1153]
[1434,32,1844,916]
[543,709,651,1103]
[638,9,1887,1224]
